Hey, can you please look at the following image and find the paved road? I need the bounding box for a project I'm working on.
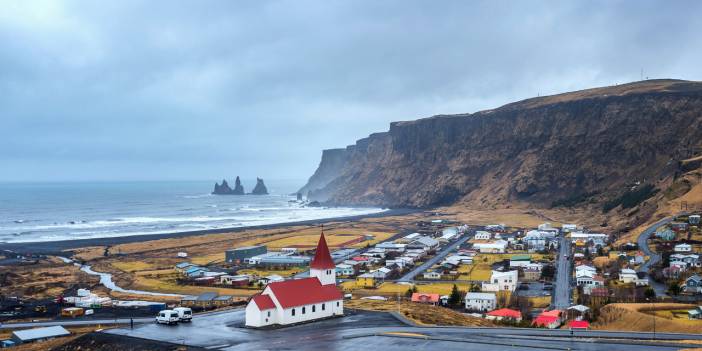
[552,234,572,309]
[104,308,702,350]
[0,317,153,330]
[396,232,473,282]
[636,215,681,297]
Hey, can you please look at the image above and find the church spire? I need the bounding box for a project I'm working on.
[310,228,335,270]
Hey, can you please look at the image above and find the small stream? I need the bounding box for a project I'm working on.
[58,256,184,297]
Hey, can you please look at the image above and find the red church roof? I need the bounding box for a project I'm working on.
[310,232,335,269]
[266,277,342,308]
[251,294,276,310]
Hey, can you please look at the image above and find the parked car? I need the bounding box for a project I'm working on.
[173,307,192,322]
[156,310,179,325]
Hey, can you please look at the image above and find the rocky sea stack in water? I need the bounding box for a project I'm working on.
[212,176,245,195]
[250,178,269,195]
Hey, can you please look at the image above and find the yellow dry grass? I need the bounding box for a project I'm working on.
[343,282,469,296]
[592,303,702,333]
[237,267,304,277]
[345,299,495,327]
[527,295,552,308]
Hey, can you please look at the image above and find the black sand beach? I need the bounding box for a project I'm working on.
[0,208,417,255]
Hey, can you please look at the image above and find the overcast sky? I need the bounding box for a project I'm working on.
[1,1,701,183]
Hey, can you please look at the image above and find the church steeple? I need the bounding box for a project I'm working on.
[310,229,336,285]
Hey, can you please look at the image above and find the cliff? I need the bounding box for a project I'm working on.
[301,79,702,213]
[250,178,269,195]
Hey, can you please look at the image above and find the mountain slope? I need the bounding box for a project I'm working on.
[301,79,702,214]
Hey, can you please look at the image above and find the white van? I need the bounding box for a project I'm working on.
[156,310,179,325]
[173,307,192,322]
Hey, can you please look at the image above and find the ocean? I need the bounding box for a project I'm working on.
[0,180,385,243]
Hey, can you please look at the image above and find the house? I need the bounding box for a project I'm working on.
[180,295,198,306]
[194,292,218,307]
[475,231,492,240]
[184,267,208,278]
[220,275,251,287]
[671,222,689,232]
[674,243,692,253]
[245,232,344,327]
[523,267,541,281]
[509,254,531,268]
[175,262,195,273]
[335,264,355,276]
[533,310,562,329]
[688,306,702,319]
[689,214,701,225]
[618,268,638,284]
[225,245,267,263]
[375,242,406,252]
[258,274,285,285]
[408,236,439,250]
[670,253,701,268]
[423,271,442,280]
[473,240,508,253]
[683,274,702,294]
[486,308,522,322]
[562,224,578,233]
[355,273,378,288]
[464,292,496,312]
[567,305,591,320]
[656,229,675,241]
[11,326,70,345]
[482,270,518,292]
[411,293,440,305]
[213,295,236,306]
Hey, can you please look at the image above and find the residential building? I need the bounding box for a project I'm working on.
[482,270,518,292]
[473,240,508,253]
[509,254,531,268]
[11,326,70,345]
[485,308,522,322]
[674,243,692,253]
[464,292,496,312]
[411,293,440,305]
[688,306,702,319]
[423,271,442,280]
[683,274,702,294]
[523,267,541,281]
[335,264,355,276]
[474,231,492,240]
[245,232,344,327]
[619,268,648,286]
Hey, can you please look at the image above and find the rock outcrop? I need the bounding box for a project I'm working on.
[300,79,702,210]
[250,178,269,195]
[212,176,245,195]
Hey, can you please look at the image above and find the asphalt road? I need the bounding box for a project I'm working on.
[636,215,680,297]
[103,308,702,350]
[396,231,474,282]
[552,234,572,309]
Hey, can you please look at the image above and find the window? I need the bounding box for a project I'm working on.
[312,305,316,312]
[322,303,325,311]
[267,311,271,317]
[292,308,295,316]
[336,301,340,307]
[302,306,306,314]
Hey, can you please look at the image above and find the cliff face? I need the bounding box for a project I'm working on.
[301,80,702,209]
[251,178,269,195]
[298,148,349,198]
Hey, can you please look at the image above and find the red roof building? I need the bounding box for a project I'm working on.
[568,320,590,329]
[411,293,440,304]
[533,315,560,328]
[251,294,276,310]
[486,308,522,321]
[266,277,343,308]
[310,232,335,269]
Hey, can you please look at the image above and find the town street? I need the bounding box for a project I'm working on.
[552,234,572,309]
[396,230,474,282]
[636,215,680,297]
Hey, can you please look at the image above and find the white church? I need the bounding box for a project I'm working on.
[245,232,344,327]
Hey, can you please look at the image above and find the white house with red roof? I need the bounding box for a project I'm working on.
[245,232,344,327]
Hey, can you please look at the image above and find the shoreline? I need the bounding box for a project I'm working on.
[0,208,418,255]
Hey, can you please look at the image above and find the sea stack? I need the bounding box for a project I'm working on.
[250,178,269,195]
[212,176,246,195]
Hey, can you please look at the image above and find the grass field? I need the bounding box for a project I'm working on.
[341,281,471,296]
[345,299,495,327]
[592,303,702,333]
[237,267,303,277]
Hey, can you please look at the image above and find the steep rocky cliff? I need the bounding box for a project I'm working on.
[301,79,702,211]
[251,178,269,195]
